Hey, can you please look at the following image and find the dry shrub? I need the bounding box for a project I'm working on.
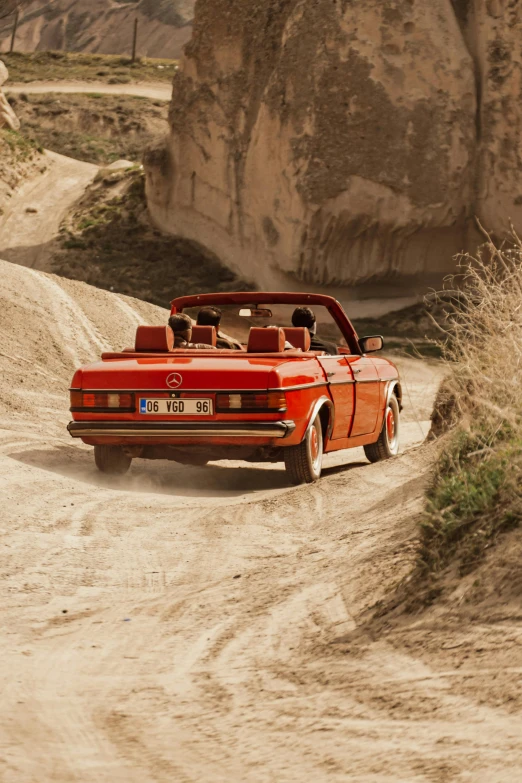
[420,234,522,574]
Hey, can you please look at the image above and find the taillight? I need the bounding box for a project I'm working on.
[70,391,135,412]
[216,392,287,412]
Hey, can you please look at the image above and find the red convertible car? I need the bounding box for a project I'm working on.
[67,293,402,484]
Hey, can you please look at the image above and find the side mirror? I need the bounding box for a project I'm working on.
[359,335,383,354]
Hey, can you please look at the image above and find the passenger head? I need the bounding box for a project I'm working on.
[169,313,192,342]
[197,306,222,328]
[292,306,317,335]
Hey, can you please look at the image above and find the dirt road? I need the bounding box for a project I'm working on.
[0,150,98,270]
[6,81,172,101]
[2,259,522,781]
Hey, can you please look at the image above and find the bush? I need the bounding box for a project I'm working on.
[420,235,522,574]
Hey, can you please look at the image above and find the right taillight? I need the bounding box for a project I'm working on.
[216,392,287,413]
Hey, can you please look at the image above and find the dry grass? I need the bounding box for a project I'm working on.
[8,91,167,165]
[420,234,522,575]
[1,51,177,84]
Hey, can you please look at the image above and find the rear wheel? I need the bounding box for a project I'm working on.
[94,445,132,475]
[284,414,323,485]
[364,394,400,463]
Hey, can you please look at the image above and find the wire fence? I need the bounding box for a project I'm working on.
[0,6,171,61]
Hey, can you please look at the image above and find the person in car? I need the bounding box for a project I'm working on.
[197,306,242,350]
[291,306,339,355]
[168,313,216,349]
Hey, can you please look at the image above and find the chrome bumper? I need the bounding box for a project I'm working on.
[67,420,296,439]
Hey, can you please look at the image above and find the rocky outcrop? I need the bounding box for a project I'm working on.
[0,61,20,131]
[144,0,522,288]
[453,0,522,238]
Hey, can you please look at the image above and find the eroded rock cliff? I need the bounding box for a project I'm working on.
[0,61,20,131]
[455,0,522,237]
[145,0,521,288]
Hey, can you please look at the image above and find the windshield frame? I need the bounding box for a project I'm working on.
[170,292,361,354]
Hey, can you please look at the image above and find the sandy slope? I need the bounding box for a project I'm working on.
[1,260,522,781]
[0,149,98,269]
[6,81,172,101]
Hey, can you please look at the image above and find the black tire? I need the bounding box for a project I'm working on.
[364,394,400,463]
[284,414,323,485]
[94,445,132,475]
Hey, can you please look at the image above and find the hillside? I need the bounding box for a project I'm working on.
[145,0,522,290]
[0,0,194,59]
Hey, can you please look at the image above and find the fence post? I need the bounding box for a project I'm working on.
[131,17,138,63]
[10,9,19,54]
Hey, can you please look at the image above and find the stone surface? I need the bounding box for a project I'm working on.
[144,0,520,288]
[455,0,522,237]
[0,60,20,131]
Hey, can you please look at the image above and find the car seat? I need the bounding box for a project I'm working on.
[191,325,217,346]
[247,327,286,353]
[283,327,311,351]
[134,325,174,352]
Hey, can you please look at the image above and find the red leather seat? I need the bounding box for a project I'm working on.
[247,327,286,353]
[191,325,217,346]
[135,326,174,352]
[283,327,311,351]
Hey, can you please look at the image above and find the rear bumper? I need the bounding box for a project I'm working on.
[67,420,296,439]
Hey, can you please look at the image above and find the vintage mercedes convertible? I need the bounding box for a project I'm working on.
[67,293,402,484]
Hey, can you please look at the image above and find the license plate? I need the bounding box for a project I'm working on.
[139,398,213,416]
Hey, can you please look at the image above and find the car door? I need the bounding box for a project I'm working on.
[317,356,355,439]
[345,356,381,437]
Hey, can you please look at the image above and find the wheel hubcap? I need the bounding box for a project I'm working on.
[386,408,395,441]
[308,422,322,474]
[310,426,319,461]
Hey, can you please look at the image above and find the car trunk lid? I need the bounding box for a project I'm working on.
[76,355,313,391]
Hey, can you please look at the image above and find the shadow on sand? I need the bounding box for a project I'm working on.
[8,441,368,500]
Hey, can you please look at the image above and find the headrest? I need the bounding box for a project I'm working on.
[247,327,286,353]
[283,327,311,352]
[135,325,174,352]
[191,325,217,347]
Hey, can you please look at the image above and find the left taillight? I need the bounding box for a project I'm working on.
[70,391,135,412]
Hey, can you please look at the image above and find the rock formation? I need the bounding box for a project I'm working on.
[145,0,522,288]
[0,60,20,131]
[456,0,522,240]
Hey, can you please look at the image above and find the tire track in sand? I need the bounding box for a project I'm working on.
[2,261,522,781]
[0,150,98,271]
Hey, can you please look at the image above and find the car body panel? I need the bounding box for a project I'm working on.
[316,355,355,439]
[346,356,382,437]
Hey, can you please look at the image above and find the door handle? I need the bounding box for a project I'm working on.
[353,368,362,374]
[327,372,335,378]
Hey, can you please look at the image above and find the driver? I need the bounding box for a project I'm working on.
[197,306,242,350]
[168,313,216,349]
[291,306,338,355]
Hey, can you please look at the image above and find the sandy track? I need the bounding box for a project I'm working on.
[5,81,172,101]
[0,150,98,270]
[2,260,522,780]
